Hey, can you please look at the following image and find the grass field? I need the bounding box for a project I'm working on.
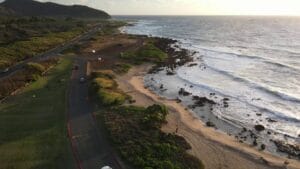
[0,58,74,169]
[0,28,83,69]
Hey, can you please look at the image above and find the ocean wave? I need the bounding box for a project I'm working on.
[188,45,300,72]
[176,71,300,123]
[194,64,300,103]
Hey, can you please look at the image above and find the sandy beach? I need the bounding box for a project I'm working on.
[116,64,300,169]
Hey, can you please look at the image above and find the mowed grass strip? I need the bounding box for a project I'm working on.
[0,58,74,169]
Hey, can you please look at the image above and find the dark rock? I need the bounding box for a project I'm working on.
[284,161,289,165]
[188,63,198,67]
[129,99,136,104]
[253,139,258,146]
[242,127,247,132]
[166,71,176,76]
[261,144,266,150]
[192,96,216,105]
[273,140,300,157]
[175,98,182,103]
[223,98,230,101]
[260,157,269,165]
[206,121,215,127]
[254,125,265,132]
[267,118,277,123]
[178,88,191,96]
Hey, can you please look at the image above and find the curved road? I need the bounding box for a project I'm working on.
[0,24,102,80]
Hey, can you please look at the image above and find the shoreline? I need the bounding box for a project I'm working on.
[116,64,300,169]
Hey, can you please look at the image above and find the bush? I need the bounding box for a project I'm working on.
[102,105,204,169]
[121,43,168,64]
[25,62,46,75]
[113,63,131,74]
[143,104,168,128]
[91,70,115,79]
[0,60,10,70]
[97,89,127,106]
[93,77,117,89]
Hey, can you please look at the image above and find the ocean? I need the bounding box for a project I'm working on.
[116,16,300,156]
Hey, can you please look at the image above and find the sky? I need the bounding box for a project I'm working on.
[4,0,300,16]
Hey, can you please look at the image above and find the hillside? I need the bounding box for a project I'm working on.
[0,0,110,19]
[0,6,14,16]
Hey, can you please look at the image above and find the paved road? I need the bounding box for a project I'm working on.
[68,57,126,169]
[0,24,101,79]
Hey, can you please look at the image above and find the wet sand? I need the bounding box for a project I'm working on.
[116,64,300,169]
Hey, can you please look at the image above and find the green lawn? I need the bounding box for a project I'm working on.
[0,58,74,169]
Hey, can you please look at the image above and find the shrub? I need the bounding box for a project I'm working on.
[102,105,204,169]
[113,63,131,74]
[91,70,115,79]
[0,60,10,69]
[25,62,46,75]
[121,43,168,64]
[93,77,117,89]
[97,89,127,106]
[143,104,168,128]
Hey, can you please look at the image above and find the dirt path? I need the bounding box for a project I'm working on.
[67,57,125,169]
[116,65,300,169]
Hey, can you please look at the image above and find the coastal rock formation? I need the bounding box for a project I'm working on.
[273,140,300,158]
[179,88,191,96]
[192,95,216,107]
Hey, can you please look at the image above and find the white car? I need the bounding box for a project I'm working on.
[79,77,86,83]
[101,166,112,169]
[2,68,9,73]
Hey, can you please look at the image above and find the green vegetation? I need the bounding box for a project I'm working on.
[93,77,117,89]
[91,71,129,106]
[98,20,127,35]
[91,70,116,79]
[90,70,204,169]
[113,63,132,74]
[0,17,88,45]
[0,28,83,69]
[97,89,127,106]
[121,43,168,64]
[0,59,58,99]
[0,0,110,19]
[26,62,46,74]
[0,58,74,169]
[100,105,204,169]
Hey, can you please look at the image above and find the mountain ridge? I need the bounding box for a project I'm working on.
[0,0,110,19]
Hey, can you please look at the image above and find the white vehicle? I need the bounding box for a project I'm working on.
[98,57,102,62]
[1,68,9,73]
[101,166,112,169]
[92,50,96,54]
[79,77,86,83]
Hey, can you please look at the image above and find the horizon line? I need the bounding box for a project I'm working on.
[111,14,300,17]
